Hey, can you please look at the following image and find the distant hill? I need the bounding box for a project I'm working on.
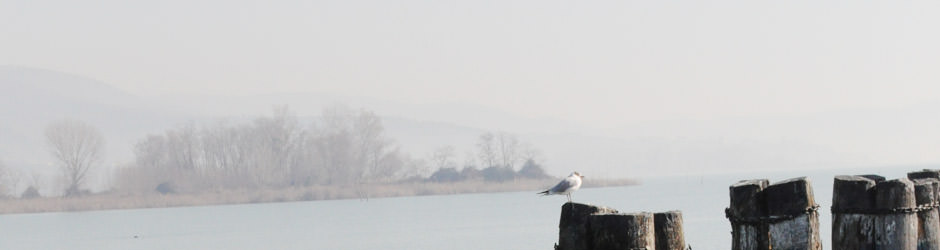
[0,66,188,173]
[0,67,138,105]
[0,66,540,176]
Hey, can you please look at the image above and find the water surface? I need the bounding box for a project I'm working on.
[0,166,923,250]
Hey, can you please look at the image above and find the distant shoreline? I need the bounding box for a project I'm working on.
[0,178,637,214]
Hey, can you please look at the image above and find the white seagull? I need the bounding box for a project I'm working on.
[538,172,584,202]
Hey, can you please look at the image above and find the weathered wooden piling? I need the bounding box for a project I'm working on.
[832,175,879,250]
[728,179,769,250]
[557,202,619,250]
[909,169,940,250]
[913,178,940,250]
[655,211,685,250]
[727,177,820,250]
[556,203,686,250]
[874,178,918,250]
[589,213,655,250]
[764,177,822,250]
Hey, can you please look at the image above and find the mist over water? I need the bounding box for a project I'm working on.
[4,1,940,249]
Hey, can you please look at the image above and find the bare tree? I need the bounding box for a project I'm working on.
[311,106,404,184]
[396,157,429,179]
[168,123,200,171]
[0,159,9,197]
[353,110,389,182]
[314,105,356,184]
[45,119,105,196]
[0,163,28,198]
[430,145,457,170]
[476,132,498,168]
[495,132,521,169]
[28,172,43,193]
[519,142,542,163]
[244,106,303,186]
[476,132,528,169]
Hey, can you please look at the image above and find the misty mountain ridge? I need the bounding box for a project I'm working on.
[2,66,939,181]
[0,66,567,174]
[0,66,136,104]
[0,67,191,175]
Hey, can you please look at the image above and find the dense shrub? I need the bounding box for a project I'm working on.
[429,168,463,182]
[517,159,550,179]
[155,182,176,194]
[460,166,482,180]
[21,186,40,199]
[481,166,515,182]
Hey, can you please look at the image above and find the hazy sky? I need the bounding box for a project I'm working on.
[4,0,940,128]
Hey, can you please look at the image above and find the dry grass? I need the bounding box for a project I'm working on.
[0,178,637,214]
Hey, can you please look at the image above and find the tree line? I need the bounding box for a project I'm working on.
[0,105,552,198]
[426,132,550,183]
[119,106,415,194]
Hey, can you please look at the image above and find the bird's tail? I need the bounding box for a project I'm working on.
[537,190,549,195]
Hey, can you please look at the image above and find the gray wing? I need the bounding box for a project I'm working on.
[549,177,576,193]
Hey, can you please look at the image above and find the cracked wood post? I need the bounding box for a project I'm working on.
[875,178,917,250]
[910,170,940,250]
[655,210,685,250]
[589,212,655,250]
[832,175,879,250]
[913,179,940,250]
[556,202,618,250]
[764,177,822,250]
[729,179,769,250]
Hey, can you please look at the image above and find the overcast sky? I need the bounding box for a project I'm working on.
[3,0,940,128]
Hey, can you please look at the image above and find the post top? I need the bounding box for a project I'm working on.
[731,179,769,188]
[765,177,816,216]
[908,169,940,181]
[833,175,877,210]
[874,178,916,209]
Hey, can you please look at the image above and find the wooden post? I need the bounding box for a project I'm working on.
[764,177,822,250]
[557,202,619,250]
[655,211,685,250]
[728,179,769,250]
[832,175,878,250]
[875,178,917,250]
[589,212,655,250]
[909,170,940,250]
[913,179,940,250]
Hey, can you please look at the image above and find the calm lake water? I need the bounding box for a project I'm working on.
[0,166,927,250]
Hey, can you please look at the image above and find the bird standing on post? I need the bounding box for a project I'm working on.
[538,172,584,202]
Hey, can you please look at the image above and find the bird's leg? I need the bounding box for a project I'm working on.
[567,194,571,203]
